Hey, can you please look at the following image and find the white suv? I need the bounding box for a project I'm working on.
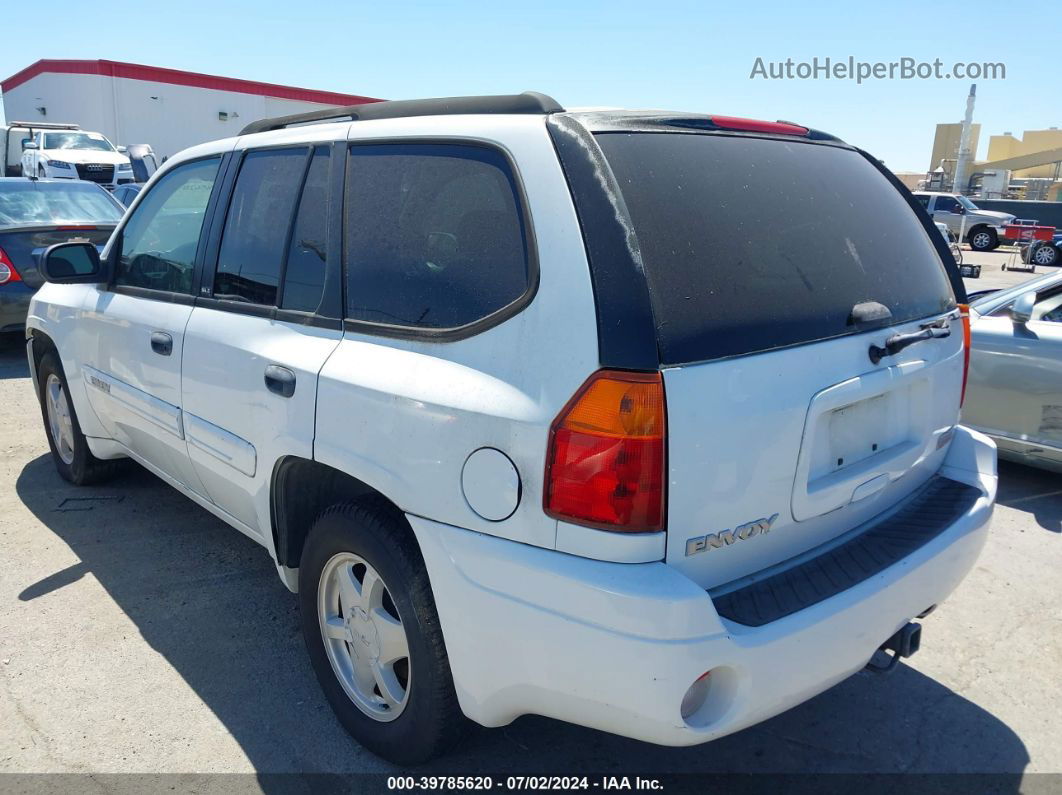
[26,93,997,764]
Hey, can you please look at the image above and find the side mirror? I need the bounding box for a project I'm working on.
[23,141,39,151]
[954,206,966,215]
[1011,291,1036,325]
[117,145,128,153]
[41,242,108,284]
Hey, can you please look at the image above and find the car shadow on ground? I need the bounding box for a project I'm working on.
[997,460,1062,534]
[0,333,30,380]
[14,453,1029,783]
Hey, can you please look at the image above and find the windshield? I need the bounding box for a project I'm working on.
[0,181,123,226]
[43,132,116,152]
[593,132,956,364]
[957,196,980,210]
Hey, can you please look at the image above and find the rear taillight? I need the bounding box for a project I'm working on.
[959,304,971,406]
[544,370,666,533]
[0,247,20,284]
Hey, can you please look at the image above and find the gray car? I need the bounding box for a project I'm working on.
[963,270,1062,472]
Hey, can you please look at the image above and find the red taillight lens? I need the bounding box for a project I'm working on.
[0,247,21,284]
[708,116,809,136]
[959,304,971,406]
[544,370,666,533]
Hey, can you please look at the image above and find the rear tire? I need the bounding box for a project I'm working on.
[298,500,468,764]
[37,351,124,485]
[968,227,998,252]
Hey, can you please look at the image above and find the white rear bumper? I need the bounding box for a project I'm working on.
[410,426,996,746]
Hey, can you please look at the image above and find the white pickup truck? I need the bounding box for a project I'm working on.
[21,129,134,189]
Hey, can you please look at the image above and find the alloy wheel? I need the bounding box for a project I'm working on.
[317,552,411,721]
[45,374,76,465]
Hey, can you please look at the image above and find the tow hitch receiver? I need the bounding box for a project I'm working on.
[865,622,922,674]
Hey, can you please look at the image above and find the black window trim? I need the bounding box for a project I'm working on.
[194,140,344,330]
[339,137,540,343]
[104,153,226,306]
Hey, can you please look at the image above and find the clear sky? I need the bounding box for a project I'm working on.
[0,0,1055,172]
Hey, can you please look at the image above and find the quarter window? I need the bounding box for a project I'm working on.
[214,148,306,305]
[281,147,331,312]
[343,144,529,330]
[114,157,220,294]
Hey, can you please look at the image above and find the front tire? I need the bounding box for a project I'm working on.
[968,227,998,252]
[299,500,467,764]
[37,351,123,485]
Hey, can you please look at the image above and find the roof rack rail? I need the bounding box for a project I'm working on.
[238,91,564,136]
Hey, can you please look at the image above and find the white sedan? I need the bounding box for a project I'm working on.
[21,130,133,190]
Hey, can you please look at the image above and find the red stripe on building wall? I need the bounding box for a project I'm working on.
[1,59,382,106]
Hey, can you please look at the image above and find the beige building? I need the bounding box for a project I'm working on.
[928,122,982,174]
[986,128,1062,178]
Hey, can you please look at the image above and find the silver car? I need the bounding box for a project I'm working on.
[963,271,1062,473]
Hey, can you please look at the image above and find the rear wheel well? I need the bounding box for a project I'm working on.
[270,457,406,569]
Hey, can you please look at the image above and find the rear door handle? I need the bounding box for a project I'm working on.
[264,365,296,398]
[150,331,173,356]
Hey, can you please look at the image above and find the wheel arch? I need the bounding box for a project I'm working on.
[270,456,410,572]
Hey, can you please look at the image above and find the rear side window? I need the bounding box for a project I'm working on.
[214,148,306,305]
[594,133,955,364]
[343,143,529,331]
[281,147,330,312]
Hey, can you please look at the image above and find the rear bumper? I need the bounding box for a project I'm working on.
[0,282,34,333]
[410,426,996,746]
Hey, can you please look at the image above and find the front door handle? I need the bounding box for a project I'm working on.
[264,365,296,398]
[150,331,173,356]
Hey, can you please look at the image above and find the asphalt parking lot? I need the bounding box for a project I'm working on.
[0,252,1059,783]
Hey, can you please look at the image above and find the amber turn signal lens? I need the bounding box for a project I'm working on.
[545,370,666,532]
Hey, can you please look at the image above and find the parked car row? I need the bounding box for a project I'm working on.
[1,121,158,194]
[24,94,998,764]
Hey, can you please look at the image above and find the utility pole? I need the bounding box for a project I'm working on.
[952,84,976,194]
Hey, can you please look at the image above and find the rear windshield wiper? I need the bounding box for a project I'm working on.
[869,324,951,365]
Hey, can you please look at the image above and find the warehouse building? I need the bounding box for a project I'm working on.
[1,59,380,161]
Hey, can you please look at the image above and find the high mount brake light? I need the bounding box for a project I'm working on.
[0,248,20,284]
[708,116,809,136]
[544,370,666,533]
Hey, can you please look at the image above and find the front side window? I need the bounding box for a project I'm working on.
[214,148,306,305]
[936,197,962,214]
[343,144,529,331]
[114,157,220,294]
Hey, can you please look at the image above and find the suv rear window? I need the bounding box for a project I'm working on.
[594,133,956,364]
